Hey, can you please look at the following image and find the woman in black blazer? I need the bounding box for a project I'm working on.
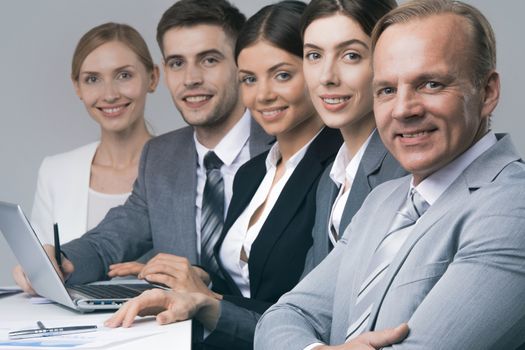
[106,2,341,349]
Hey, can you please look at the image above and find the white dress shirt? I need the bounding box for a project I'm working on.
[327,130,375,245]
[194,110,252,257]
[220,132,319,297]
[414,132,497,205]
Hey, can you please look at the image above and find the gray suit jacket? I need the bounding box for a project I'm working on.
[302,131,407,276]
[256,134,525,350]
[63,119,272,284]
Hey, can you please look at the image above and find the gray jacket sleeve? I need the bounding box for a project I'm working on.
[62,142,154,284]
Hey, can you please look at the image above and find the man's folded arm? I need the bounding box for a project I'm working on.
[385,200,525,349]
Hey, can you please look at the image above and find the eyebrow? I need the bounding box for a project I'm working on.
[239,62,295,76]
[304,38,369,52]
[80,65,134,75]
[164,49,225,62]
[372,72,456,89]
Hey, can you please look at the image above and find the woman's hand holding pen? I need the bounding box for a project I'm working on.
[12,244,74,295]
[43,244,75,281]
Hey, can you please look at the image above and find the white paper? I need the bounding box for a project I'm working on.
[0,315,169,349]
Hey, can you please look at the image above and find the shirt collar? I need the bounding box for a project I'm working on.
[414,131,497,205]
[265,128,323,170]
[194,109,251,167]
[330,129,375,186]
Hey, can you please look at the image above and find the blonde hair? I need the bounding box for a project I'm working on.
[71,22,154,81]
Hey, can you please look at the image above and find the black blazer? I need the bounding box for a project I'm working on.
[211,127,343,313]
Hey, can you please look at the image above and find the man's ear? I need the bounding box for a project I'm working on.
[480,70,500,119]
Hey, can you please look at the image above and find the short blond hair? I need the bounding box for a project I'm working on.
[371,0,496,87]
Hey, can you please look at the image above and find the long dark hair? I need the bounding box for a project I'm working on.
[301,0,397,37]
[235,0,306,63]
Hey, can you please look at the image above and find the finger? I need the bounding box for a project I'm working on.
[105,302,131,328]
[150,253,186,264]
[12,265,36,295]
[144,273,176,289]
[108,264,143,277]
[108,267,133,277]
[143,255,189,274]
[119,290,171,327]
[42,244,64,279]
[156,309,181,325]
[121,300,144,328]
[362,324,409,347]
[139,262,184,280]
[62,258,74,278]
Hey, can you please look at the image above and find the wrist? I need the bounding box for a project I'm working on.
[192,292,220,331]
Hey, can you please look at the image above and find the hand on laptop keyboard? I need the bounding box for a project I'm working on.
[136,253,217,298]
[107,261,145,278]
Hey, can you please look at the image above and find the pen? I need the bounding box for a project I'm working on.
[53,223,62,268]
[8,321,97,340]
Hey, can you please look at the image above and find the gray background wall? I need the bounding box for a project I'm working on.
[0,0,523,285]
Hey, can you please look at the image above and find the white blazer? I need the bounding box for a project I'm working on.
[31,142,99,244]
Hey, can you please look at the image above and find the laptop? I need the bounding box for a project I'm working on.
[0,201,160,312]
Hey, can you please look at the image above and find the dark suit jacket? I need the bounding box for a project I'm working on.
[302,130,408,276]
[202,127,342,349]
[63,119,273,284]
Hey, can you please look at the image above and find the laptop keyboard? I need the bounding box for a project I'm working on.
[69,283,156,299]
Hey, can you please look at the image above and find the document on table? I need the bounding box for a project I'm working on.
[0,314,176,349]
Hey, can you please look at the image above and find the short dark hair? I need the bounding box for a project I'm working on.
[301,0,397,38]
[156,0,246,56]
[235,0,306,63]
[371,0,496,88]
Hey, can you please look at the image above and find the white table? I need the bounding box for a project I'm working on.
[0,292,191,349]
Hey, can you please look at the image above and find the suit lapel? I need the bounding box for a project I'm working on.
[214,155,267,296]
[366,176,467,331]
[78,142,99,233]
[340,131,387,231]
[165,129,198,263]
[332,178,408,342]
[366,133,521,330]
[320,174,340,239]
[249,128,341,296]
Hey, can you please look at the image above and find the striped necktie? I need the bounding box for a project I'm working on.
[346,189,429,341]
[200,151,224,277]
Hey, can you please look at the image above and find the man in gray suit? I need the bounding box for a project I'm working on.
[14,0,272,294]
[256,0,525,349]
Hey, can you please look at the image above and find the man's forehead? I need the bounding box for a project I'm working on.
[372,14,471,75]
[374,13,470,52]
[162,23,234,57]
